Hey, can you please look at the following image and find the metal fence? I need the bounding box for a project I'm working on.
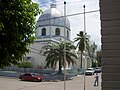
[1,67,56,74]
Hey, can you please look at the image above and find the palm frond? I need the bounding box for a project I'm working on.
[42,41,77,71]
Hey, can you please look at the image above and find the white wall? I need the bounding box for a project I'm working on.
[36,26,70,39]
[26,42,47,68]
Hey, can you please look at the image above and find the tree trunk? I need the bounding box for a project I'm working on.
[58,60,62,74]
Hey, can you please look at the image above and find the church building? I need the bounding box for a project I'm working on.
[25,4,72,68]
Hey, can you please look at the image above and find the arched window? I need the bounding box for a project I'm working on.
[55,28,60,36]
[42,28,46,36]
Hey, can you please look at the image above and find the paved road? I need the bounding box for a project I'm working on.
[0,73,101,90]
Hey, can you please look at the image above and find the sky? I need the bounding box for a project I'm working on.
[33,0,101,49]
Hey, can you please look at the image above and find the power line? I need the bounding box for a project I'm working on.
[67,10,99,17]
[39,0,88,7]
[64,0,84,5]
[37,10,99,22]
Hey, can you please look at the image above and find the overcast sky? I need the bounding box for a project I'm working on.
[33,0,101,49]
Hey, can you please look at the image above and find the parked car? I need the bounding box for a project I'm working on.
[85,68,95,75]
[94,67,101,73]
[19,73,44,82]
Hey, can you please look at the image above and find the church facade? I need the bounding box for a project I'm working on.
[25,4,73,69]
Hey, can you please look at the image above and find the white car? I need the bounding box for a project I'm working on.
[95,67,102,73]
[85,68,95,75]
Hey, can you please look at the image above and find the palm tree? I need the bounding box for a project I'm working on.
[43,42,77,74]
[74,31,90,69]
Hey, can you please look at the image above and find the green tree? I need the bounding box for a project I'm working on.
[18,61,33,72]
[74,31,90,69]
[18,61,33,68]
[43,42,77,74]
[88,42,97,65]
[0,0,42,68]
[96,50,102,67]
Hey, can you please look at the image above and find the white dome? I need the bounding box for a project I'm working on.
[36,4,70,29]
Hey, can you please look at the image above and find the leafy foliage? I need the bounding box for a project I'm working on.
[0,0,42,68]
[88,42,97,58]
[74,31,90,52]
[18,61,33,68]
[43,42,77,74]
[87,42,97,65]
[96,50,102,67]
[92,60,101,67]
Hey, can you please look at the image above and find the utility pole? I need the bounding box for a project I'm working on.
[83,5,86,90]
[64,1,66,90]
[83,5,86,33]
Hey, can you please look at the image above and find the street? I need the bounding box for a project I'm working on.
[0,74,101,90]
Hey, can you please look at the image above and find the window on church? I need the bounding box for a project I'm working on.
[55,28,60,36]
[42,28,46,36]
